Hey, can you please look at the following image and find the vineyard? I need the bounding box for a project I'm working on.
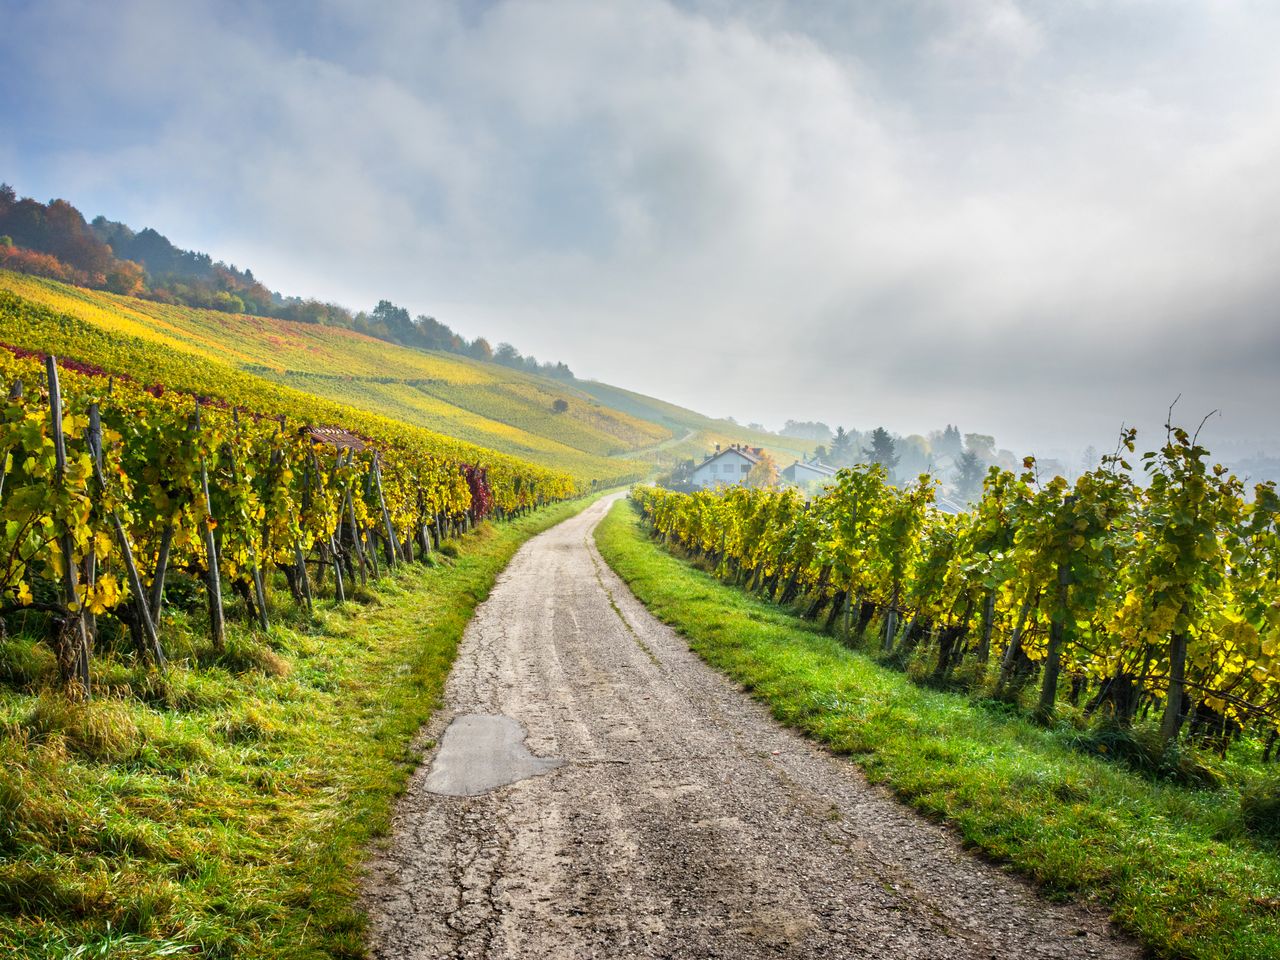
[633,426,1280,758]
[0,339,578,697]
[0,271,677,480]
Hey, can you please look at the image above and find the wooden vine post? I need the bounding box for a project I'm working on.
[295,454,314,614]
[975,589,996,663]
[87,403,166,667]
[251,563,269,630]
[333,449,362,582]
[259,443,285,616]
[341,452,369,586]
[361,465,382,580]
[193,401,226,651]
[419,507,433,559]
[45,356,91,696]
[149,523,173,625]
[83,507,97,644]
[230,411,269,630]
[373,453,400,566]
[311,446,345,604]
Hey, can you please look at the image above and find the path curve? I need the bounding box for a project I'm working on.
[362,494,1139,959]
[609,426,698,459]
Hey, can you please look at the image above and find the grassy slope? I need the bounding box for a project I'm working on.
[0,495,603,960]
[256,371,627,480]
[0,272,677,472]
[0,271,817,476]
[0,272,660,476]
[572,377,817,466]
[0,277,638,486]
[595,499,1280,960]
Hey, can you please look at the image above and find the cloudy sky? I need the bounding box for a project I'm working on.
[3,0,1278,459]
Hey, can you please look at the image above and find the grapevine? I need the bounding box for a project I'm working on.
[633,439,1280,751]
[0,342,576,696]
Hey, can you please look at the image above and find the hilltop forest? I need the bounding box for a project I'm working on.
[0,182,571,378]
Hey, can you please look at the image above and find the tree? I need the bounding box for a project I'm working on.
[0,245,78,282]
[468,337,493,361]
[830,426,856,467]
[370,300,413,342]
[781,420,832,441]
[105,259,146,296]
[414,315,458,352]
[279,298,355,327]
[954,450,985,502]
[930,424,962,459]
[211,290,245,313]
[1080,445,1099,473]
[964,433,996,462]
[746,452,779,489]
[898,434,930,477]
[664,458,697,491]
[1,180,590,381]
[552,398,569,414]
[862,427,899,481]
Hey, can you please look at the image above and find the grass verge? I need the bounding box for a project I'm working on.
[0,494,604,960]
[595,498,1280,960]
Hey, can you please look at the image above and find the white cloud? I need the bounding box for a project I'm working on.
[4,0,1280,455]
[925,0,1045,69]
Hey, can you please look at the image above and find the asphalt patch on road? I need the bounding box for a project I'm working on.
[424,713,563,796]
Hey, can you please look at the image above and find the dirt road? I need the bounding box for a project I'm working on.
[362,495,1138,959]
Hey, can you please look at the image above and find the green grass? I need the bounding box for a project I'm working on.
[595,498,1280,960]
[0,494,603,960]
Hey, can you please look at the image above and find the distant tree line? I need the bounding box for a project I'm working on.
[796,419,1019,504]
[0,182,573,378]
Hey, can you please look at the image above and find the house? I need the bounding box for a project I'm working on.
[933,493,969,516]
[781,458,837,487]
[690,444,762,489]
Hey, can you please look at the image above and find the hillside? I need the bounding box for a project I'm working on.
[573,378,817,464]
[0,271,808,480]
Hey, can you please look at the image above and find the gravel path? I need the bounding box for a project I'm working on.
[362,494,1140,959]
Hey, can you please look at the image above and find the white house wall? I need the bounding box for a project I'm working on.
[691,451,755,488]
